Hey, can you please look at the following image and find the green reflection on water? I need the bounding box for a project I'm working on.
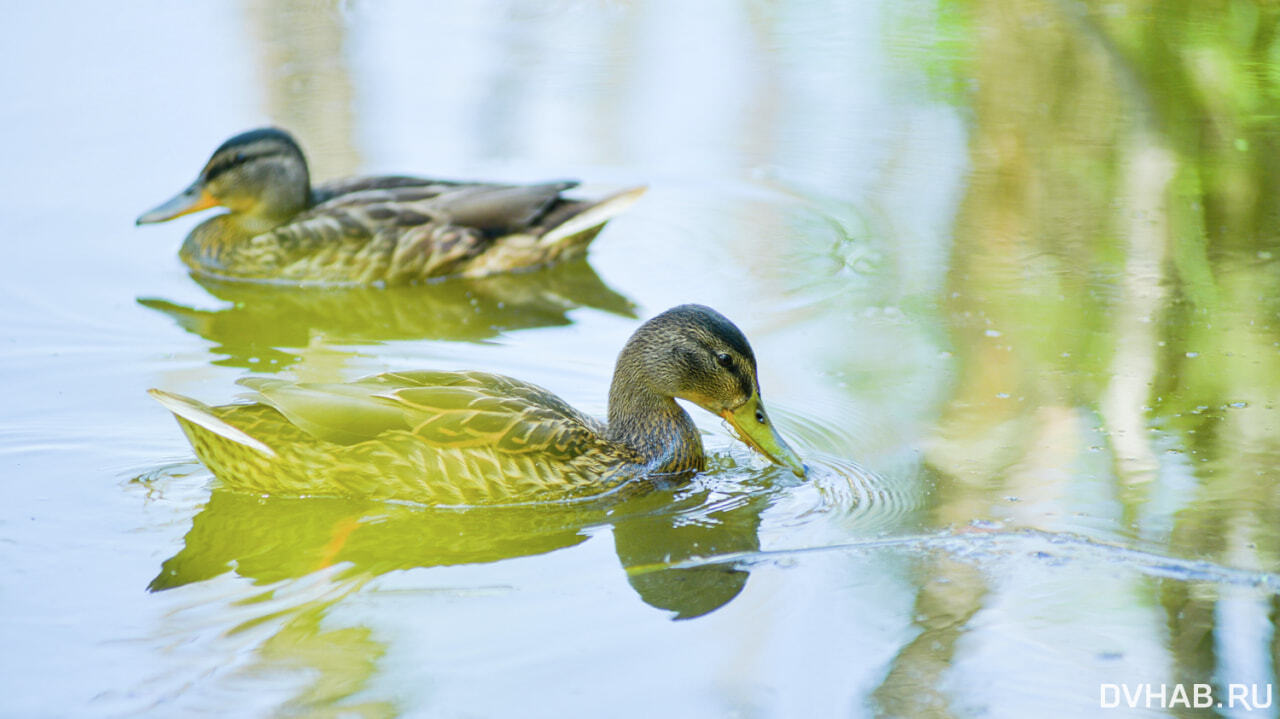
[876,0,1280,714]
[151,479,771,619]
[147,477,775,712]
[149,492,598,591]
[138,259,635,371]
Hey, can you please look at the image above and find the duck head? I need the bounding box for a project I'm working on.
[610,304,806,477]
[136,127,311,232]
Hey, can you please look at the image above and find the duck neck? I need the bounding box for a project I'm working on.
[231,211,291,236]
[605,358,704,476]
[242,178,311,231]
[182,213,279,274]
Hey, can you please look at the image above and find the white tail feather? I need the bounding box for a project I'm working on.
[148,389,277,457]
[540,186,647,247]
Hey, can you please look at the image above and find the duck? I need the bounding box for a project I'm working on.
[136,127,646,285]
[149,304,806,505]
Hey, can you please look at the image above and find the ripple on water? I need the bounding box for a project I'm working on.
[761,403,926,535]
[704,421,923,538]
[775,452,923,535]
[772,402,879,457]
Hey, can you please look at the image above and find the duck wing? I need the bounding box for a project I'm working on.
[308,177,576,231]
[425,181,578,234]
[255,186,485,282]
[310,175,471,204]
[253,181,579,279]
[238,178,640,284]
[239,370,608,459]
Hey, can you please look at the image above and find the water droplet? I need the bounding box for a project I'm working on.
[984,329,1002,338]
[1185,351,1199,358]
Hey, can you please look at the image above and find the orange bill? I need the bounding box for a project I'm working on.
[136,181,218,225]
[720,393,806,477]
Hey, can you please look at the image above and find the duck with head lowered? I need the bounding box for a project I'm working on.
[136,127,645,285]
[150,304,806,506]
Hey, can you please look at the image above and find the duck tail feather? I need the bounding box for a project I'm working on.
[539,186,647,248]
[147,388,277,457]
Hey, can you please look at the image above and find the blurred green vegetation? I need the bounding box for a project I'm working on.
[873,2,1280,713]
[912,0,1280,546]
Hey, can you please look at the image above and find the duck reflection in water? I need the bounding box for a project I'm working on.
[138,259,636,371]
[148,477,774,620]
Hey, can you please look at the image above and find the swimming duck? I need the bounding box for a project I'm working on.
[136,127,645,285]
[149,304,805,505]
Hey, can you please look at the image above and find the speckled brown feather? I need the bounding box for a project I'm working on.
[181,180,631,285]
[149,305,800,505]
[154,371,645,506]
[147,129,644,285]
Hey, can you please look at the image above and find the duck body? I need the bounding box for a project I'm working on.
[153,371,660,505]
[138,128,645,286]
[150,305,805,506]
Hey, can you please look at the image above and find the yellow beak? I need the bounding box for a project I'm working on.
[136,181,219,225]
[720,394,806,477]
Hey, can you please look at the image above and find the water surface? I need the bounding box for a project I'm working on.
[2,1,1279,717]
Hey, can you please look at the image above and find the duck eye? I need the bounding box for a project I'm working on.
[755,409,767,424]
[715,353,733,368]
